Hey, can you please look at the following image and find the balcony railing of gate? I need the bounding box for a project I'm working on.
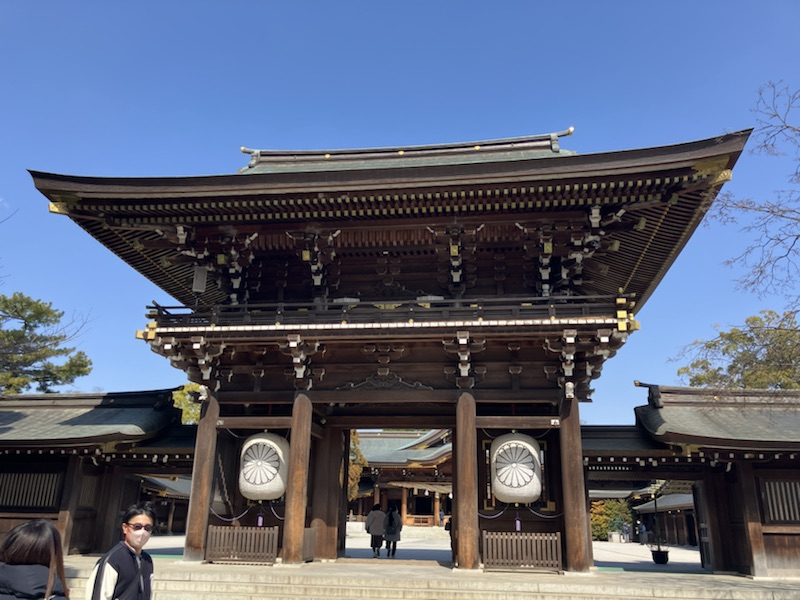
[147,294,629,329]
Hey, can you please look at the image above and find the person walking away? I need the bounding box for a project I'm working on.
[383,505,403,558]
[364,504,386,558]
[0,519,69,600]
[86,502,157,600]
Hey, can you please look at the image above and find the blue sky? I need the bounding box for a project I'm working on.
[1,2,798,424]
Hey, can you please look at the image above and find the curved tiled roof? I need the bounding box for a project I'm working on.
[633,384,800,450]
[30,130,750,309]
[0,389,180,448]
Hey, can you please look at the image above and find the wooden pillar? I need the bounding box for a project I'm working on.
[373,483,380,506]
[737,462,768,577]
[450,428,459,565]
[400,487,408,523]
[338,429,351,553]
[166,501,176,534]
[455,391,479,569]
[311,426,343,559]
[98,467,125,552]
[282,392,313,564]
[57,455,82,554]
[434,493,441,526]
[184,391,219,561]
[697,475,722,570]
[559,396,591,572]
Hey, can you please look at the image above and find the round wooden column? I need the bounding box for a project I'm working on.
[455,391,480,569]
[310,427,343,559]
[559,396,592,572]
[283,392,313,564]
[401,487,408,522]
[184,391,219,561]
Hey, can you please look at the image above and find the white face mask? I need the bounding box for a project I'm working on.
[126,527,152,549]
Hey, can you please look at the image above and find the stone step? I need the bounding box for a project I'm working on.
[66,568,781,600]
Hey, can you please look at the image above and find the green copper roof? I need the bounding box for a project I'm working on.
[238,128,575,175]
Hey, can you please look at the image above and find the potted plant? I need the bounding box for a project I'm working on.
[648,490,669,564]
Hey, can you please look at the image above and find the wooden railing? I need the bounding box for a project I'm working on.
[482,531,562,571]
[148,294,626,330]
[206,525,279,564]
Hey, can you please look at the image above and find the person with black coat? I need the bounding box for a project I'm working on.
[0,519,68,600]
[85,503,157,600]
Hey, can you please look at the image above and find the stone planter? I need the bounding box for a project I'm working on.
[651,549,669,564]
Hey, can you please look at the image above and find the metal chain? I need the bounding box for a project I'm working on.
[216,451,235,515]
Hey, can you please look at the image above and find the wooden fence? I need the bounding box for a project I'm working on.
[206,525,279,564]
[302,527,316,562]
[482,531,562,571]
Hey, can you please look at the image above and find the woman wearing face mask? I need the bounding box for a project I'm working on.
[85,502,157,600]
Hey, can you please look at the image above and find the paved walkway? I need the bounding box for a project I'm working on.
[64,526,800,599]
[136,524,706,573]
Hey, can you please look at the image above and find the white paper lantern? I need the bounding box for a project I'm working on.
[490,432,542,504]
[239,432,290,500]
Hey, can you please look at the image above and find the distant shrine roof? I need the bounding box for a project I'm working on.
[633,383,800,451]
[0,388,180,448]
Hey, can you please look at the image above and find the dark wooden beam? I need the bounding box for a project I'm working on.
[215,416,324,439]
[216,389,560,404]
[324,415,456,429]
[587,470,704,481]
[475,416,561,429]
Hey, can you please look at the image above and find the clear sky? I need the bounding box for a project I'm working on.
[1,2,797,424]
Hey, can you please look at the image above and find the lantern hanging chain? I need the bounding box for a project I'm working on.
[209,450,252,522]
[477,506,506,519]
[526,505,563,519]
[210,505,251,522]
[269,502,285,521]
[216,451,235,515]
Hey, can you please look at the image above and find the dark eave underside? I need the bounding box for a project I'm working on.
[30,131,750,309]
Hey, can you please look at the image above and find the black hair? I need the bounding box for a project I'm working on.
[122,501,158,527]
[0,519,68,599]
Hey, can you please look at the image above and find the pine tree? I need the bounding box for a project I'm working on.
[0,292,91,393]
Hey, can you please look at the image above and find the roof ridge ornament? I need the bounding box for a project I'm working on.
[634,380,663,408]
[237,127,576,172]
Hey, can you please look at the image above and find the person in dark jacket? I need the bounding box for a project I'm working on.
[0,519,68,600]
[85,502,157,600]
[383,505,403,558]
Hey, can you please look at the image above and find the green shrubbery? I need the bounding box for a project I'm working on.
[590,499,633,541]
